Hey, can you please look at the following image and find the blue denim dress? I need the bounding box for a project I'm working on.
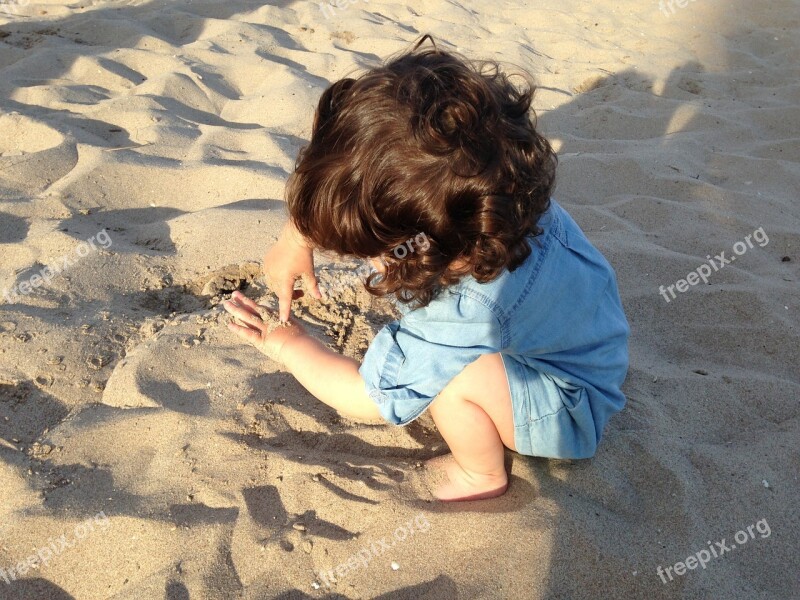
[358,200,630,459]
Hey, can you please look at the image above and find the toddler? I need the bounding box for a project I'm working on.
[223,38,630,502]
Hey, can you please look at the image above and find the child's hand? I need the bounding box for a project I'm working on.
[222,291,307,362]
[263,223,322,322]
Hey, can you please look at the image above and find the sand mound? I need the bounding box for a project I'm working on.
[0,113,63,155]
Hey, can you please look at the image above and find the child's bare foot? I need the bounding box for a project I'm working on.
[422,453,452,472]
[423,454,508,502]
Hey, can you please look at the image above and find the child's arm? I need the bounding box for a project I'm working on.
[223,292,382,423]
[278,334,383,422]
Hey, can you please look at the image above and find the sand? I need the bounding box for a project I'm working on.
[0,0,798,598]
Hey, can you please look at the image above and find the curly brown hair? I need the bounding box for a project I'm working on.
[286,36,557,307]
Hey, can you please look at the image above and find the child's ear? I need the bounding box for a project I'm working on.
[314,78,356,133]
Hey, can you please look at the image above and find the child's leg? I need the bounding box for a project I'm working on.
[426,353,516,501]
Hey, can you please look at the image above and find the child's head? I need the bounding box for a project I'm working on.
[286,36,557,306]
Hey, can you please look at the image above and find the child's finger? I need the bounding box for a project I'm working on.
[223,300,265,331]
[231,291,263,313]
[230,314,261,332]
[224,296,256,318]
[302,271,322,299]
[228,294,285,329]
[227,321,262,343]
[275,280,295,322]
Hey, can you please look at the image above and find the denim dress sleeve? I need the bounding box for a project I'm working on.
[358,290,503,425]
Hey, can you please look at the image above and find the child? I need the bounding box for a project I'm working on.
[223,38,630,502]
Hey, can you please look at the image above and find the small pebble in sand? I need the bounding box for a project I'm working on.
[292,523,306,532]
[87,355,110,370]
[35,374,54,387]
[762,479,770,488]
[391,562,400,571]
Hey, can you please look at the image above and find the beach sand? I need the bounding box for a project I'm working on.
[0,1,798,598]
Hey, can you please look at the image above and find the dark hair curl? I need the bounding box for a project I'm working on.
[286,36,557,307]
